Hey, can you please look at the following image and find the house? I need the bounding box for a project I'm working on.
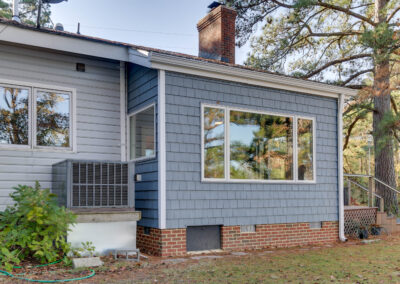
[0,3,357,256]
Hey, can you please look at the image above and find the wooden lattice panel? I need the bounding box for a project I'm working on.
[344,207,377,237]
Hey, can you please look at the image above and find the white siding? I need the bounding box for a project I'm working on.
[0,43,122,210]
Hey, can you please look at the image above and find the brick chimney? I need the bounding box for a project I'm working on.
[197,3,237,64]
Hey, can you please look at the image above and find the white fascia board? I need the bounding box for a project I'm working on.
[0,24,129,61]
[128,49,152,68]
[148,52,358,99]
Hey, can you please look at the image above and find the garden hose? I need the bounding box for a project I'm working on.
[0,259,96,283]
[0,269,95,283]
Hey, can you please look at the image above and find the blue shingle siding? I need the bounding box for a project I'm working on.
[127,64,158,228]
[164,71,338,229]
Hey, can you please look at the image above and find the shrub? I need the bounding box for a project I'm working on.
[0,182,76,271]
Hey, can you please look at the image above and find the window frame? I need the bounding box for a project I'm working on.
[127,103,157,162]
[201,103,317,184]
[0,79,76,152]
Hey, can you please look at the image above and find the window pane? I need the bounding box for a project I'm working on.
[230,111,293,180]
[130,106,155,160]
[298,118,314,180]
[36,91,70,147]
[0,87,29,145]
[203,107,225,179]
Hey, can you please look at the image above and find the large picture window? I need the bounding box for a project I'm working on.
[129,104,156,161]
[0,82,73,150]
[202,104,315,183]
[230,111,293,180]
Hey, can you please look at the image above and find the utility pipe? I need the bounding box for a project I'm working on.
[338,93,347,242]
[12,0,21,22]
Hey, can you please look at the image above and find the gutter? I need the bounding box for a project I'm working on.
[338,93,347,242]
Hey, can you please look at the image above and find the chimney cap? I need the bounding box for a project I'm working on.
[207,1,222,9]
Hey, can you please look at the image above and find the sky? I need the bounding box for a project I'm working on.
[50,0,250,64]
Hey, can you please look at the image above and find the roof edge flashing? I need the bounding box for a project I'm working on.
[149,52,358,98]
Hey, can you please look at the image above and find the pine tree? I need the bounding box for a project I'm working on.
[227,0,400,213]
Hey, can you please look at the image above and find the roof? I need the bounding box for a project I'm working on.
[0,17,357,98]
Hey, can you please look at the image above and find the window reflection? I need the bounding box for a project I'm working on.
[0,87,29,145]
[203,107,225,179]
[36,91,70,147]
[130,105,155,160]
[230,111,293,180]
[298,118,313,180]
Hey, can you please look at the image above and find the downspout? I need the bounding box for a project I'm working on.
[12,0,21,23]
[338,93,347,242]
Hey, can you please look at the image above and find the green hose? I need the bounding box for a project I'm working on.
[0,259,96,283]
[0,269,95,283]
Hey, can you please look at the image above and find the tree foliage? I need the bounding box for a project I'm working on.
[226,0,400,213]
[0,0,51,27]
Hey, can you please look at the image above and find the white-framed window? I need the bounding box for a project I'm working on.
[201,104,316,183]
[128,103,156,162]
[0,81,75,151]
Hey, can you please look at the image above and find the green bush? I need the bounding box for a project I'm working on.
[0,182,76,271]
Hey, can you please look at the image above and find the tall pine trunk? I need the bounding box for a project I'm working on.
[372,0,398,214]
[373,59,398,213]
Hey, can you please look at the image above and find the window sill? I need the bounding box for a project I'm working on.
[129,155,156,163]
[201,178,317,184]
[0,145,76,153]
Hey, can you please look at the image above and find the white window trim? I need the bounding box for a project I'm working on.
[0,79,76,153]
[127,102,156,162]
[201,103,317,184]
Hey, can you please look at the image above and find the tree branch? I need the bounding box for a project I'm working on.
[301,54,372,79]
[340,69,374,86]
[315,1,376,26]
[387,6,400,22]
[344,114,364,150]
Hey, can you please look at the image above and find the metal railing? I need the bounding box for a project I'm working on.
[344,173,400,213]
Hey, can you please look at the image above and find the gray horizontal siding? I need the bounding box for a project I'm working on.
[127,64,159,228]
[165,71,339,228]
[0,43,122,210]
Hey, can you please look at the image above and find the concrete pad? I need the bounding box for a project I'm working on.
[191,255,223,260]
[163,258,187,264]
[72,257,103,269]
[187,249,223,255]
[231,252,248,256]
[361,239,381,244]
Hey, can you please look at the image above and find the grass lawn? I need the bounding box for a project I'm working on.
[114,235,400,283]
[3,235,400,283]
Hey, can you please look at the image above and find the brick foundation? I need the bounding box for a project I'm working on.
[137,226,186,257]
[137,221,338,257]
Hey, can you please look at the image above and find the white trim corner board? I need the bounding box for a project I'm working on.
[158,70,166,229]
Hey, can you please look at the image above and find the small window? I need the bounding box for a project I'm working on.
[129,105,155,161]
[203,106,225,179]
[298,118,314,181]
[36,90,71,148]
[0,86,30,146]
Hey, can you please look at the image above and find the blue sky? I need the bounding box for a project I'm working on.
[50,0,250,64]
